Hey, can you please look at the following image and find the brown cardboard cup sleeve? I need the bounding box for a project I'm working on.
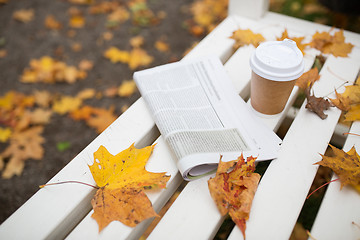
[249,39,304,115]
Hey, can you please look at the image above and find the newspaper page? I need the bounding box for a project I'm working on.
[134,56,282,180]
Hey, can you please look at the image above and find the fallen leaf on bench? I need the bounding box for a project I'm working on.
[208,154,260,239]
[329,84,360,121]
[305,83,333,119]
[277,29,307,55]
[295,68,320,91]
[315,145,360,193]
[310,30,354,57]
[230,29,265,51]
[89,144,170,231]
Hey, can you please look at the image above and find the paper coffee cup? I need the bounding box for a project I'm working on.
[249,39,304,115]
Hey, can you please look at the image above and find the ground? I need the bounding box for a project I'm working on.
[0,0,199,223]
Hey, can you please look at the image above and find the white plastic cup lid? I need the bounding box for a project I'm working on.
[250,39,304,81]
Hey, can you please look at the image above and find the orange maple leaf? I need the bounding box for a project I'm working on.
[310,30,354,57]
[277,29,307,55]
[208,155,260,239]
[295,68,320,91]
[89,144,170,231]
[230,29,265,51]
[330,83,360,121]
[316,145,360,193]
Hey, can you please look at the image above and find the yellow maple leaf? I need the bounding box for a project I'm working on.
[128,47,153,69]
[208,155,260,239]
[52,96,82,115]
[0,127,12,143]
[44,15,62,30]
[69,15,85,28]
[118,80,137,97]
[89,144,170,231]
[277,29,307,55]
[316,145,360,193]
[344,104,360,122]
[230,29,265,50]
[155,40,169,52]
[104,47,130,63]
[310,30,354,57]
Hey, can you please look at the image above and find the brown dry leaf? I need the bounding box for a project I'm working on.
[0,126,44,179]
[316,145,360,193]
[305,83,333,119]
[13,9,34,23]
[118,80,137,97]
[295,68,320,90]
[27,108,52,125]
[71,42,82,52]
[230,29,265,50]
[208,155,260,239]
[44,15,63,30]
[310,30,354,57]
[277,29,307,55]
[0,49,7,58]
[52,96,82,115]
[89,144,170,231]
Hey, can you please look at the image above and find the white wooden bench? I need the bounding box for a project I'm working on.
[1,0,360,239]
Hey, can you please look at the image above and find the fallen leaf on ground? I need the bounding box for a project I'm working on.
[13,9,34,23]
[104,47,130,64]
[130,36,144,48]
[45,15,63,30]
[230,29,265,50]
[295,68,320,90]
[107,6,130,27]
[128,47,153,69]
[89,144,170,231]
[305,83,333,119]
[0,126,44,179]
[315,145,360,193]
[21,56,87,84]
[118,80,137,97]
[0,127,12,143]
[208,154,260,239]
[52,96,82,115]
[155,40,169,52]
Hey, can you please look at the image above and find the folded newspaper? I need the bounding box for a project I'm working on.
[134,56,282,180]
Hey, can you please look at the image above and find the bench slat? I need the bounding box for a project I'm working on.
[228,56,360,239]
[146,22,317,239]
[310,121,360,240]
[0,98,157,239]
[65,15,240,239]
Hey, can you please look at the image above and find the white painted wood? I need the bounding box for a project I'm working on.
[228,0,269,20]
[310,121,360,240]
[66,16,243,239]
[147,23,317,239]
[66,137,182,240]
[183,16,238,64]
[0,98,157,240]
[227,56,360,240]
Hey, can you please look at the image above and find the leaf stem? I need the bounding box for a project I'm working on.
[343,132,360,137]
[306,178,339,199]
[40,181,99,189]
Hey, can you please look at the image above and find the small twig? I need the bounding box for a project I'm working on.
[40,181,99,189]
[327,66,349,83]
[352,221,360,230]
[343,132,360,137]
[307,178,340,199]
[307,230,317,240]
[322,81,349,98]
